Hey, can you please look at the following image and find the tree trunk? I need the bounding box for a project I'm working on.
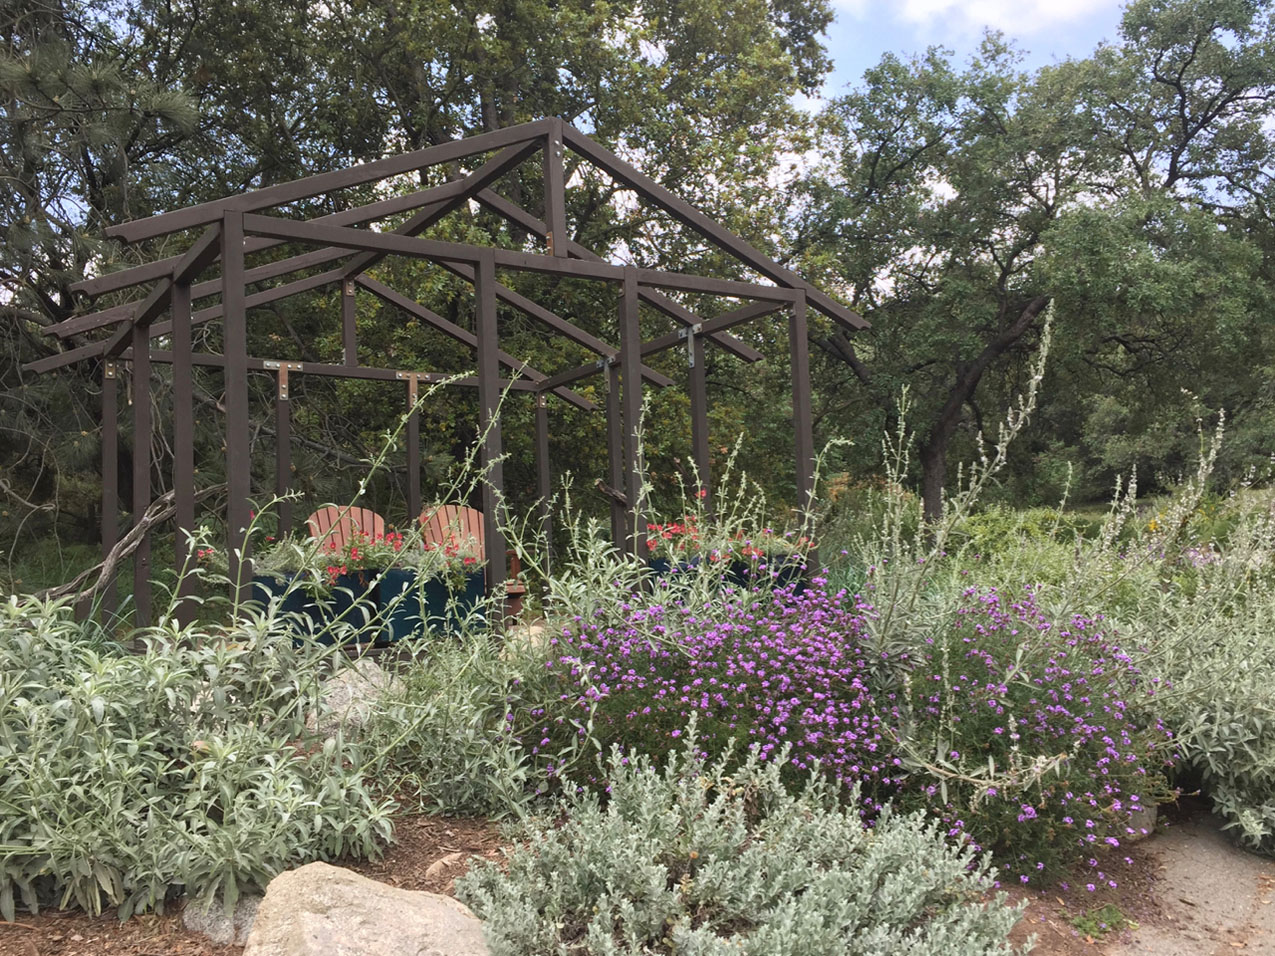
[916,296,1051,522]
[919,421,956,522]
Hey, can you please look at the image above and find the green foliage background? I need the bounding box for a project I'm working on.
[2,0,1275,578]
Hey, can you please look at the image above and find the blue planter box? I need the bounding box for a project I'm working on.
[322,569,378,618]
[645,555,805,593]
[250,574,319,620]
[727,556,806,593]
[646,556,700,580]
[255,570,376,644]
[378,568,486,641]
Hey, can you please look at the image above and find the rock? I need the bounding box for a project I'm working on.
[1125,803,1158,843]
[306,659,399,738]
[242,862,489,956]
[182,893,262,946]
[424,852,464,881]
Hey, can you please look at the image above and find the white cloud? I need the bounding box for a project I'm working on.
[833,0,1115,37]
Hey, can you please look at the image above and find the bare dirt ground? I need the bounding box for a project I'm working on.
[2,800,1270,956]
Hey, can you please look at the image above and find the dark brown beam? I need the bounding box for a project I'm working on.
[240,214,800,301]
[544,120,568,256]
[53,249,351,339]
[337,140,542,282]
[536,357,609,392]
[341,280,357,364]
[637,301,783,357]
[353,276,598,411]
[123,349,540,390]
[475,252,507,596]
[59,144,539,338]
[535,393,552,573]
[275,371,293,535]
[101,362,119,616]
[223,211,252,604]
[689,329,711,509]
[790,292,815,522]
[476,188,765,363]
[102,225,223,359]
[107,120,554,244]
[432,259,673,387]
[32,265,339,369]
[560,124,869,332]
[405,376,421,522]
[620,268,645,559]
[606,363,625,550]
[536,300,784,393]
[131,320,152,626]
[72,178,477,299]
[171,280,196,623]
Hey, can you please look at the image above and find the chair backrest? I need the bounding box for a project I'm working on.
[419,504,485,560]
[306,506,387,551]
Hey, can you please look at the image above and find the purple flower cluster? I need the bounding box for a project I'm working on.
[899,587,1173,884]
[533,578,908,810]
[520,578,1172,887]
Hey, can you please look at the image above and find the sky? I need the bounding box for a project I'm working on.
[819,0,1131,99]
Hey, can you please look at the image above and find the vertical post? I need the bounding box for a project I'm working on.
[606,361,625,551]
[688,328,711,510]
[620,268,645,558]
[342,279,357,365]
[100,361,119,618]
[131,322,152,626]
[172,278,196,624]
[405,374,421,522]
[474,252,507,594]
[535,392,552,573]
[275,368,293,534]
[789,291,816,560]
[544,118,568,257]
[223,210,252,604]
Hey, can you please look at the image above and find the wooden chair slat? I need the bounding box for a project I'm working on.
[419,504,525,596]
[305,506,387,550]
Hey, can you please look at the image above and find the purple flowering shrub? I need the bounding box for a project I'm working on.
[525,578,1171,886]
[534,580,907,806]
[894,588,1173,885]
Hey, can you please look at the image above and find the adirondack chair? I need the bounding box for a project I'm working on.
[305,505,387,550]
[419,504,526,620]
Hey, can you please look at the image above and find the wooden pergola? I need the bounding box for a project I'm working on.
[28,118,865,624]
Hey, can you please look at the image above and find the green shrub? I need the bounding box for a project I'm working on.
[953,506,1100,558]
[362,630,599,817]
[457,733,1030,956]
[0,594,394,920]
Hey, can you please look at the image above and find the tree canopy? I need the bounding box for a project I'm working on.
[3,0,1275,570]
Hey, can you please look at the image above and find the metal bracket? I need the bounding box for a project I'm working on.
[343,279,355,297]
[682,324,702,368]
[537,394,547,409]
[263,361,302,400]
[103,361,117,380]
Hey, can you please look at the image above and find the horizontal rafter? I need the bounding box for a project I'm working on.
[70,178,475,300]
[241,214,800,301]
[122,349,541,390]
